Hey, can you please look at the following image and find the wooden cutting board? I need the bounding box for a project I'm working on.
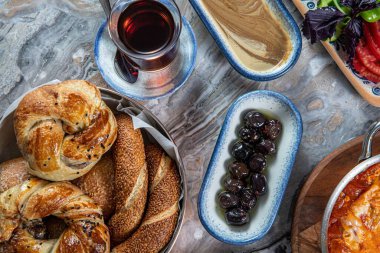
[291,134,380,252]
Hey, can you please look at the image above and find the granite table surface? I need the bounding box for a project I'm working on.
[1,0,379,252]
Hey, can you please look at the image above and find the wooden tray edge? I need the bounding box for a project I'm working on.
[290,135,364,252]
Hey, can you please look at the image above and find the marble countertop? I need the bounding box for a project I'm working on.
[0,0,379,252]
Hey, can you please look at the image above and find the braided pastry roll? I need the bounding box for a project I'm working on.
[108,115,148,243]
[14,80,117,181]
[0,158,110,253]
[112,144,181,253]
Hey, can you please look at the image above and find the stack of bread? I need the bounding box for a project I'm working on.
[0,80,181,253]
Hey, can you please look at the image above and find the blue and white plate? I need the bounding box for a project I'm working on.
[190,0,302,81]
[198,90,303,245]
[94,17,197,100]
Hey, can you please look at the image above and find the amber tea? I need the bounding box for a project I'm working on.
[118,1,175,54]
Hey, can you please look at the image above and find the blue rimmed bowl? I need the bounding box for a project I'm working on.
[189,0,302,81]
[198,90,303,245]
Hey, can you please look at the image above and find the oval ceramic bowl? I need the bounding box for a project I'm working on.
[198,90,303,245]
[189,0,302,81]
[293,0,380,107]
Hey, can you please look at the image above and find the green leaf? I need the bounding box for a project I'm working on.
[318,0,334,8]
[360,7,380,22]
[333,0,351,14]
[329,16,351,42]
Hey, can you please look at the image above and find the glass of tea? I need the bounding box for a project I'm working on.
[108,0,182,82]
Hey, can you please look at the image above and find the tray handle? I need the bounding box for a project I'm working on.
[359,121,380,162]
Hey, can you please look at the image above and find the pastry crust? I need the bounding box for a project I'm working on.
[112,144,181,253]
[0,159,110,253]
[14,80,117,181]
[0,157,30,193]
[108,114,148,244]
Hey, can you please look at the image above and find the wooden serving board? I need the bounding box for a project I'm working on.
[291,134,380,252]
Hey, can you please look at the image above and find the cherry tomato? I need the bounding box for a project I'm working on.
[356,40,380,76]
[368,21,380,48]
[353,56,380,83]
[364,23,380,60]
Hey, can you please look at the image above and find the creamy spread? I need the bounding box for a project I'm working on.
[200,0,292,72]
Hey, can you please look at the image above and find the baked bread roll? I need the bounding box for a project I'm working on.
[0,157,30,193]
[108,115,148,243]
[14,80,117,181]
[112,144,181,253]
[0,159,110,253]
[73,153,115,220]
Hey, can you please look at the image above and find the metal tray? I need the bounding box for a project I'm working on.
[0,87,186,253]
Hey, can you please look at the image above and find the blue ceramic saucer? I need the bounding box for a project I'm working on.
[94,17,197,100]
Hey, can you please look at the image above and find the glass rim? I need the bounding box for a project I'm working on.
[108,0,182,60]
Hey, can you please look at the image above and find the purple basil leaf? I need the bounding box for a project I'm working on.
[340,0,354,7]
[336,17,362,59]
[356,0,378,12]
[340,0,379,15]
[302,7,345,44]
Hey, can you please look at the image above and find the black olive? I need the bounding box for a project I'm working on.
[225,207,250,226]
[228,161,250,179]
[247,153,267,173]
[255,139,276,155]
[218,191,240,209]
[231,141,252,161]
[263,119,282,140]
[239,127,261,145]
[244,111,266,129]
[240,188,257,210]
[251,173,267,196]
[224,176,245,193]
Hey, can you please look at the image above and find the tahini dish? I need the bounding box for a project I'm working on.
[200,0,292,72]
[190,0,301,81]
